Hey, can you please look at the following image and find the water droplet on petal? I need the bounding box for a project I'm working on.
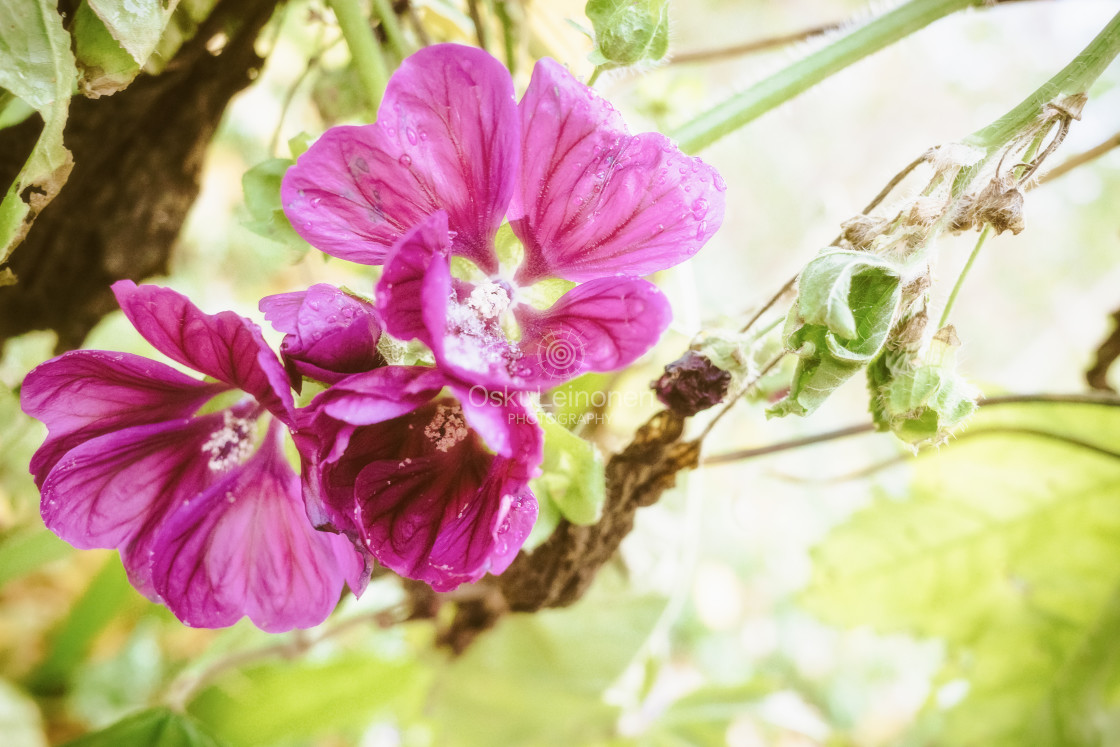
[399,154,412,167]
[406,128,418,145]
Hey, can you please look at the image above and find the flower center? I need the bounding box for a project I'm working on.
[202,410,256,471]
[444,282,529,378]
[424,403,469,452]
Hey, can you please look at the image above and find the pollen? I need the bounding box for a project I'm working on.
[202,411,256,471]
[424,403,469,452]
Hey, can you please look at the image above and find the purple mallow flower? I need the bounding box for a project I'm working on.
[259,283,384,391]
[283,44,724,388]
[20,281,365,632]
[295,365,542,591]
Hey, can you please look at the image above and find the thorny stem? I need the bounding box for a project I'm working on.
[668,0,1047,66]
[967,11,1120,153]
[938,223,992,327]
[672,0,986,154]
[328,0,388,111]
[702,392,1120,466]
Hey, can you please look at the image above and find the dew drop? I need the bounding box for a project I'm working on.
[713,173,727,191]
[696,220,708,239]
[399,154,412,167]
[406,127,418,145]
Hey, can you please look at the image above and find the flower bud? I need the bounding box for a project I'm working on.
[653,351,732,417]
[974,178,1025,235]
[586,0,669,68]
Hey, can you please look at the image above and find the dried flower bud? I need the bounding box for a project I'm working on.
[947,195,976,233]
[974,179,1025,235]
[928,142,985,174]
[907,196,945,227]
[653,352,732,417]
[840,214,890,250]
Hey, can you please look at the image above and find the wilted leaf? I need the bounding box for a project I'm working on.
[0,0,77,267]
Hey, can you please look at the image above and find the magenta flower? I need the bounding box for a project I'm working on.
[21,281,365,631]
[283,44,724,388]
[259,283,384,391]
[297,365,543,591]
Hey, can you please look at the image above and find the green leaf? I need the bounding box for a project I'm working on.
[769,251,901,418]
[72,2,142,98]
[804,400,1120,746]
[585,0,669,68]
[241,158,310,253]
[63,707,224,747]
[26,557,140,695]
[796,250,901,360]
[532,412,606,525]
[0,528,71,589]
[430,594,664,746]
[767,324,863,418]
[86,0,180,65]
[0,0,77,267]
[189,654,427,746]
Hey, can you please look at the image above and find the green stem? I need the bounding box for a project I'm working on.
[967,11,1120,152]
[328,0,388,111]
[672,0,979,154]
[939,224,992,327]
[370,0,410,60]
[588,65,606,87]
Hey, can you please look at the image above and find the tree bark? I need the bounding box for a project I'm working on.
[0,0,280,352]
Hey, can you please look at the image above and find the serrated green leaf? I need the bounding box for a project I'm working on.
[0,0,77,267]
[804,400,1120,746]
[87,0,180,64]
[533,412,606,525]
[189,654,427,746]
[585,0,669,67]
[241,158,310,253]
[63,707,223,747]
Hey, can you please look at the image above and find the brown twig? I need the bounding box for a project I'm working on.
[1087,307,1120,392]
[1038,130,1120,184]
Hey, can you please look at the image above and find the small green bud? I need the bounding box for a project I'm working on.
[586,0,669,68]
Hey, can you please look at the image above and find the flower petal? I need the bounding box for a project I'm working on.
[516,277,672,383]
[375,211,452,348]
[510,58,725,283]
[21,350,224,485]
[39,415,221,597]
[352,448,531,591]
[308,394,540,590]
[113,281,295,421]
[152,422,359,631]
[282,44,519,272]
[260,284,383,390]
[450,382,543,480]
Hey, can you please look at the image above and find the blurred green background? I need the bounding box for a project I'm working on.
[2,1,1120,745]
